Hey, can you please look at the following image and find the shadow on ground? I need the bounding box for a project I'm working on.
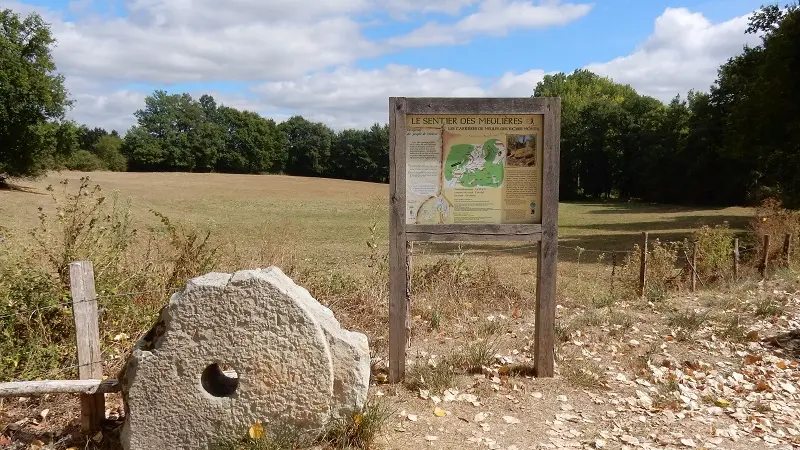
[0,182,44,195]
[564,215,750,233]
[763,329,800,362]
[566,200,740,215]
[1,419,123,450]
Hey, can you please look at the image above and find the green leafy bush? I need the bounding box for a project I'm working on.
[65,149,105,171]
[688,223,735,282]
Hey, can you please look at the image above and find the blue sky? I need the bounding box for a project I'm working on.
[3,0,765,132]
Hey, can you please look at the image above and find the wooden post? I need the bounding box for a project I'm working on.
[760,235,770,278]
[691,241,698,292]
[69,261,105,433]
[784,233,792,268]
[534,97,561,378]
[638,232,648,297]
[733,238,740,279]
[405,241,413,349]
[388,97,408,383]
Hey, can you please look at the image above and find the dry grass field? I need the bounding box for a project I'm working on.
[0,170,754,268]
[3,171,800,450]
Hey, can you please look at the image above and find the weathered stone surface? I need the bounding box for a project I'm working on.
[119,267,370,450]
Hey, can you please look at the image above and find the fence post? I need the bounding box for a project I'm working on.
[784,233,793,269]
[760,235,770,278]
[691,241,698,292]
[638,232,648,298]
[733,238,740,279]
[405,241,413,349]
[69,261,105,433]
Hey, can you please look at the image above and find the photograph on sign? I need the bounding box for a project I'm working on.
[405,114,544,225]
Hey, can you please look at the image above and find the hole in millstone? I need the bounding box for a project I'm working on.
[201,363,239,397]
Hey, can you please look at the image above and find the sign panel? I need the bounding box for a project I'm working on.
[405,114,544,225]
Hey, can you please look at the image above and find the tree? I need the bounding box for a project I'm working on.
[534,69,658,200]
[0,8,71,182]
[279,116,333,177]
[77,125,110,153]
[215,106,287,174]
[122,90,225,171]
[329,128,374,181]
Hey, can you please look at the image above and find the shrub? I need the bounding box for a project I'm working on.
[688,223,735,283]
[103,151,128,172]
[320,398,394,450]
[94,135,128,171]
[618,239,681,299]
[750,197,800,265]
[65,149,106,171]
[0,177,223,380]
[411,255,523,316]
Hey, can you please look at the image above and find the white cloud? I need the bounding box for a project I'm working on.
[250,65,547,129]
[61,65,547,132]
[585,7,762,101]
[3,0,576,86]
[1,0,379,84]
[486,69,548,96]
[123,0,370,26]
[54,16,379,83]
[389,0,593,47]
[377,0,478,16]
[62,77,143,133]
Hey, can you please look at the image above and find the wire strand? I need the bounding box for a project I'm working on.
[0,288,180,321]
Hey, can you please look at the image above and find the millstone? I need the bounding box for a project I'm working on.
[119,267,370,450]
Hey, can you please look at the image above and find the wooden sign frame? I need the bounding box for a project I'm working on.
[388,97,561,382]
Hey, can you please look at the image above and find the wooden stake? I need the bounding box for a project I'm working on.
[638,232,648,297]
[69,261,105,433]
[733,238,740,279]
[691,241,698,292]
[784,233,792,268]
[760,235,770,278]
[388,97,408,384]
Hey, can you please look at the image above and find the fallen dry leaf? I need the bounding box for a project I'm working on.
[248,423,265,440]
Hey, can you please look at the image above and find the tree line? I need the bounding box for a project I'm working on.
[2,4,799,207]
[121,91,389,182]
[534,3,800,208]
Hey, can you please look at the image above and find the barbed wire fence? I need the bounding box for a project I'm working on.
[0,262,192,432]
[409,230,792,297]
[0,289,180,381]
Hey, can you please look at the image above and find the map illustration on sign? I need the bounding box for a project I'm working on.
[405,114,543,225]
[444,139,505,189]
